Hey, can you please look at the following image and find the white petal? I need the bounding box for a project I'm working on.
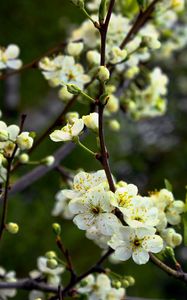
[72,119,84,136]
[7,125,20,140]
[69,198,89,214]
[132,249,149,264]
[142,235,163,253]
[50,130,71,142]
[7,59,22,69]
[5,44,20,59]
[113,245,132,261]
[73,213,95,230]
[97,213,121,235]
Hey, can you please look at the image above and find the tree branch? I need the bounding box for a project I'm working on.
[150,253,187,284]
[120,0,160,49]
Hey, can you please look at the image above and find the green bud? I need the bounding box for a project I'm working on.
[70,0,84,9]
[47,258,58,269]
[29,131,36,139]
[6,222,19,234]
[112,280,122,289]
[52,223,61,235]
[67,84,81,95]
[45,251,57,259]
[125,276,135,286]
[0,130,9,142]
[97,66,110,82]
[19,153,29,164]
[122,279,130,288]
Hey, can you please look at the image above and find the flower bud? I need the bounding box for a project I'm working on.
[108,119,120,132]
[42,156,55,166]
[126,66,139,79]
[97,66,110,82]
[19,153,29,164]
[67,42,83,56]
[59,86,73,102]
[67,84,81,95]
[47,258,58,269]
[86,50,100,65]
[82,112,98,132]
[112,280,122,289]
[0,130,9,142]
[125,276,135,286]
[52,223,61,235]
[70,0,84,9]
[106,95,119,113]
[164,246,176,260]
[66,112,79,124]
[142,35,161,49]
[45,251,57,259]
[122,279,130,288]
[16,132,34,150]
[6,222,19,234]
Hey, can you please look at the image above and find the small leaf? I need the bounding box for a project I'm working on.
[99,0,107,23]
[164,178,173,192]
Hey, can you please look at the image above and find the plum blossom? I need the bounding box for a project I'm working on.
[69,187,120,235]
[0,44,22,70]
[108,226,163,264]
[77,273,125,300]
[50,118,84,142]
[39,55,90,88]
[0,267,17,299]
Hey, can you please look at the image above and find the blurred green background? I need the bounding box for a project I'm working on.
[0,1,187,299]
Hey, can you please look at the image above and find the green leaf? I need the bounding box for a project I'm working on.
[164,178,173,192]
[99,0,107,23]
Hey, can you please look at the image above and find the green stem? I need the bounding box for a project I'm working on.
[76,139,96,156]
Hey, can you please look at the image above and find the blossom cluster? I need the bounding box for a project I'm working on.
[0,118,34,185]
[52,169,184,265]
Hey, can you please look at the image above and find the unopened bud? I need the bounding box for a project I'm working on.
[66,112,79,124]
[122,279,130,288]
[125,276,135,286]
[16,132,34,150]
[42,156,55,166]
[47,258,58,269]
[52,223,61,235]
[112,280,122,289]
[6,222,19,234]
[19,153,29,164]
[45,251,57,259]
[0,130,9,142]
[67,84,81,95]
[70,0,84,9]
[59,86,73,102]
[67,42,83,56]
[97,66,110,82]
[108,119,120,132]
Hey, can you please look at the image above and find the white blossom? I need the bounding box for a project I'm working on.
[108,226,163,264]
[69,187,120,235]
[50,118,84,142]
[0,44,22,70]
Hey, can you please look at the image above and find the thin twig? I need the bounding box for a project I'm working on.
[120,0,160,49]
[0,114,26,240]
[149,253,187,284]
[56,235,76,283]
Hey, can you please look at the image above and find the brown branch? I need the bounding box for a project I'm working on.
[150,253,187,284]
[0,39,83,81]
[120,0,160,49]
[0,114,26,240]
[56,235,76,283]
